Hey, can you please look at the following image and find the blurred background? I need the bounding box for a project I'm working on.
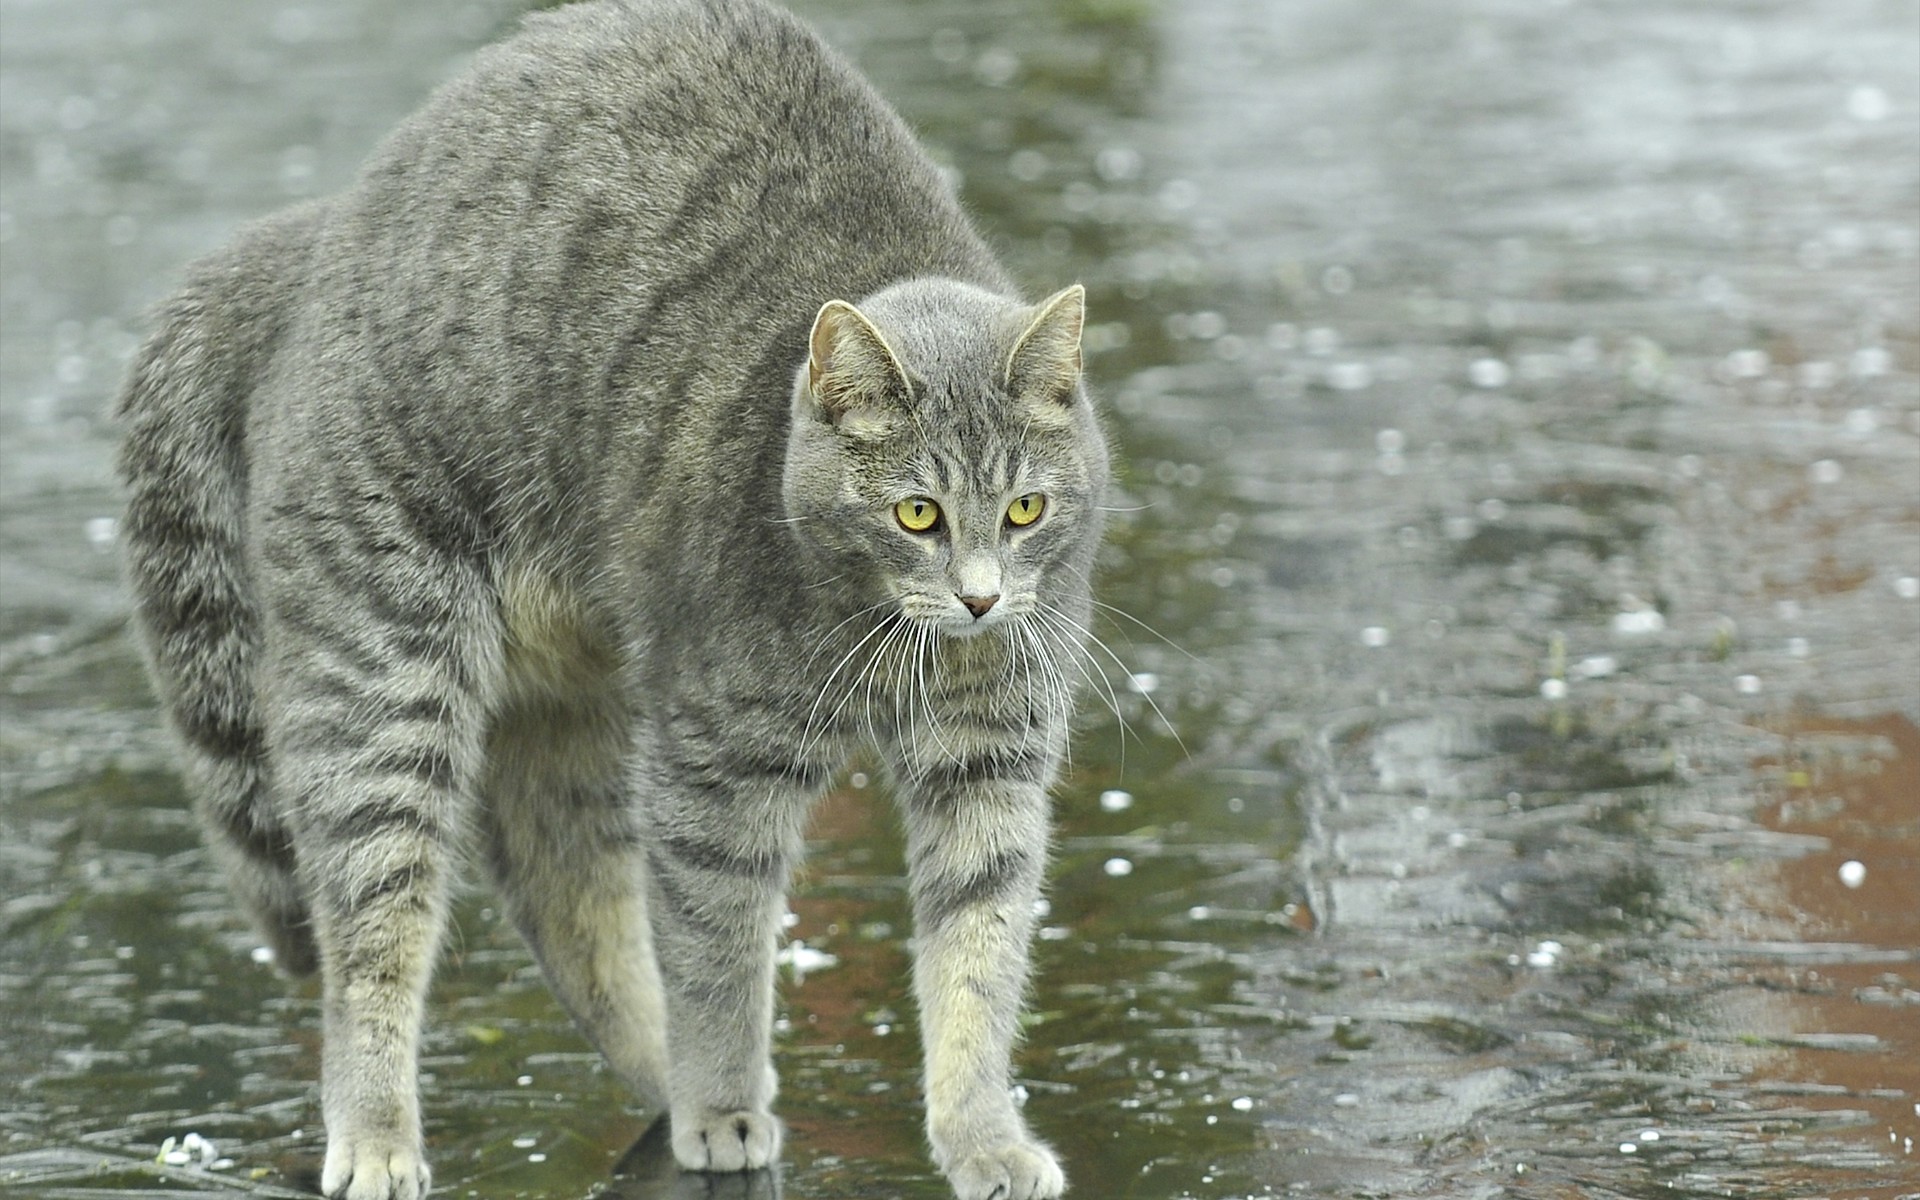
[2,0,1915,1196]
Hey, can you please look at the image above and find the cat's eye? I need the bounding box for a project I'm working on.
[895,497,941,532]
[1006,493,1046,527]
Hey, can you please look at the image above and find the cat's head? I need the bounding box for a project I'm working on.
[782,277,1109,637]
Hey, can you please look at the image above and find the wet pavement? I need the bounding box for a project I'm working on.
[2,0,1917,1197]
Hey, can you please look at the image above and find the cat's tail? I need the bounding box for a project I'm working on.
[116,205,323,976]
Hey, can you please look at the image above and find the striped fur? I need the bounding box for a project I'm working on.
[116,3,1107,1199]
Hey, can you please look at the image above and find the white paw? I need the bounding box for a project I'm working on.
[670,1108,782,1172]
[947,1140,1065,1200]
[320,1135,430,1200]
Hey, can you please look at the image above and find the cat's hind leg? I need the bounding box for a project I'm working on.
[260,500,499,1200]
[479,685,671,1108]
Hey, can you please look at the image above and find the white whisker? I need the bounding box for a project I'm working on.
[799,606,900,761]
[1036,599,1187,758]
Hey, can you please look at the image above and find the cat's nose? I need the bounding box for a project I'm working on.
[958,593,999,618]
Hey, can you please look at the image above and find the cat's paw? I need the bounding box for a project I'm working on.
[670,1108,782,1172]
[320,1135,430,1200]
[946,1140,1065,1200]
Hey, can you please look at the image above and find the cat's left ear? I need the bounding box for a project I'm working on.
[1005,284,1086,406]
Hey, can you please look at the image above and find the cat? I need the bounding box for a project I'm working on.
[114,2,1108,1198]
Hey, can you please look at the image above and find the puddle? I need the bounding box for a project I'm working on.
[3,0,1917,1197]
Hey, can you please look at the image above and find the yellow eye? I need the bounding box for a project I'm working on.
[1006,493,1046,527]
[895,497,941,532]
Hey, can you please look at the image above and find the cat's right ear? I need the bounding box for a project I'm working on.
[806,300,911,431]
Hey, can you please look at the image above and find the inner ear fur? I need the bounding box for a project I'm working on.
[807,299,911,424]
[1005,283,1085,404]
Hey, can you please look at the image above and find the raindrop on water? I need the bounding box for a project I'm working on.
[929,27,968,64]
[1611,609,1666,636]
[1188,311,1226,340]
[1843,407,1878,434]
[1007,148,1047,182]
[974,46,1019,87]
[280,145,318,194]
[1468,358,1511,389]
[1303,326,1339,356]
[1851,346,1890,377]
[1095,145,1141,182]
[1847,85,1891,122]
[778,940,838,978]
[1326,361,1372,391]
[1801,362,1839,390]
[1574,655,1618,679]
[1157,178,1199,211]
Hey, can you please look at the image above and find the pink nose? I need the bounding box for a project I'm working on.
[958,594,999,618]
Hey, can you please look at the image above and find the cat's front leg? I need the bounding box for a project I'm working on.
[898,771,1064,1200]
[637,724,820,1173]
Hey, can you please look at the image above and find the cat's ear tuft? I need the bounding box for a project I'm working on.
[1005,284,1085,405]
[807,300,910,427]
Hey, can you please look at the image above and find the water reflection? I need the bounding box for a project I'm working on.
[606,1117,781,1200]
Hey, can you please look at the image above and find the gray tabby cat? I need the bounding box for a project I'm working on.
[115,1,1108,1198]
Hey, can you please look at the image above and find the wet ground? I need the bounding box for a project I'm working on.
[2,0,1916,1197]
